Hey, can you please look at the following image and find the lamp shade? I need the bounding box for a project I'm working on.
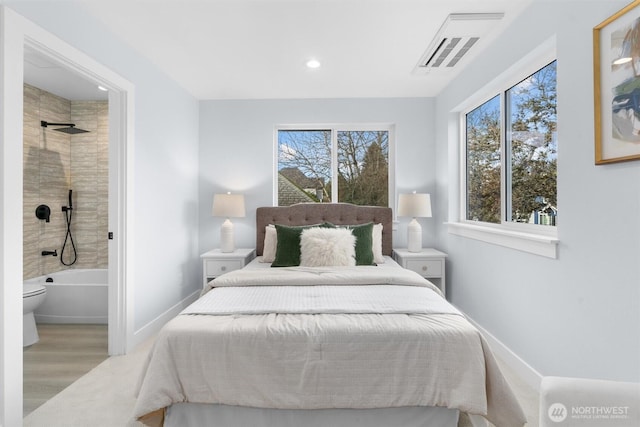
[212,193,246,218]
[397,193,432,218]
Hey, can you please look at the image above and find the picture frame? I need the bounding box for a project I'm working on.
[594,0,640,164]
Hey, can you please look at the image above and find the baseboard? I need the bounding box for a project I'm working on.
[130,289,200,350]
[35,314,107,324]
[465,315,543,392]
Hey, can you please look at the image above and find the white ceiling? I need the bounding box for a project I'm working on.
[24,45,109,101]
[26,0,534,101]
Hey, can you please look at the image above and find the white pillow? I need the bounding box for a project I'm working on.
[300,227,356,267]
[260,224,277,263]
[373,223,385,264]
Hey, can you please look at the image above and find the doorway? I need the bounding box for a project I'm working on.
[22,37,131,356]
[1,7,134,424]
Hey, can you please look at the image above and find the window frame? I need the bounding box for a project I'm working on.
[448,38,559,258]
[274,123,396,208]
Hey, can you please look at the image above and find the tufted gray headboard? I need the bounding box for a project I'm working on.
[256,203,393,256]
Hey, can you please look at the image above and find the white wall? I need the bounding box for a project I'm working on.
[2,2,201,334]
[435,0,639,382]
[198,98,435,254]
[6,2,636,419]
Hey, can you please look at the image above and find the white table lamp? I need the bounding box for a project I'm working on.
[397,192,432,252]
[212,192,245,253]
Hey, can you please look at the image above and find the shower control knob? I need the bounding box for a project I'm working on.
[35,205,51,222]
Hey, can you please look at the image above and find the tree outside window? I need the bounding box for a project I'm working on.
[507,61,557,225]
[465,60,557,227]
[466,95,501,223]
[277,128,389,207]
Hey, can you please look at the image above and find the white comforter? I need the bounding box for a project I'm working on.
[203,265,443,292]
[185,266,453,315]
[183,284,458,315]
[134,266,526,427]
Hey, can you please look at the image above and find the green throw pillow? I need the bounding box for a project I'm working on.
[345,222,375,265]
[271,223,326,267]
[324,222,375,266]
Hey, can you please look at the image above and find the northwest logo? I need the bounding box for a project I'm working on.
[548,403,568,422]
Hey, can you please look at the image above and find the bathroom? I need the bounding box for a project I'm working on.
[22,72,109,413]
[24,82,109,270]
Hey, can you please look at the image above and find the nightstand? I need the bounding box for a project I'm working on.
[392,248,448,297]
[200,248,255,290]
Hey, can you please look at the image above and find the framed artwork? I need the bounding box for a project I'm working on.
[594,0,640,164]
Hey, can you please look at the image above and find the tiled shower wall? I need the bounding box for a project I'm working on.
[23,84,108,279]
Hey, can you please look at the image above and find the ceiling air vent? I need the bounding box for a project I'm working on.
[414,13,504,73]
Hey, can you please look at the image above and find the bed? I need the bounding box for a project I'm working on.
[134,203,526,427]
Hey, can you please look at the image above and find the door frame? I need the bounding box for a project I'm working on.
[1,6,135,425]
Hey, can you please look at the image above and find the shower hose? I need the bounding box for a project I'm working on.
[61,202,77,266]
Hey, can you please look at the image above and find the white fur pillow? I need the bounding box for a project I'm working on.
[260,224,277,263]
[300,227,356,267]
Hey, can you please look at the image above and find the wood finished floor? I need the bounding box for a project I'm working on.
[23,324,108,416]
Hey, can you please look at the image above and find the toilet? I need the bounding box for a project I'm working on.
[23,284,47,347]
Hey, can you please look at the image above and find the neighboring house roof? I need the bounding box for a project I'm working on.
[279,167,324,189]
[278,172,316,205]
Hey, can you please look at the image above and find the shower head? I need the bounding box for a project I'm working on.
[40,120,89,134]
[55,126,89,135]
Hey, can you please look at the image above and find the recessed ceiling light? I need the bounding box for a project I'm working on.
[98,85,108,92]
[306,59,321,69]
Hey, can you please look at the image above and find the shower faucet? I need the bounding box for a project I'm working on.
[41,250,58,257]
[35,204,51,222]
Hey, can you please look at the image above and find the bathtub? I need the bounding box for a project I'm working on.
[25,269,108,324]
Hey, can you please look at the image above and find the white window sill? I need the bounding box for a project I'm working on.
[446,222,558,259]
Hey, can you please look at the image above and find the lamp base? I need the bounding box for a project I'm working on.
[407,218,422,252]
[220,219,235,253]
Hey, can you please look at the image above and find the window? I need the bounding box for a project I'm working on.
[506,62,557,226]
[464,60,557,228]
[276,126,391,207]
[450,52,558,258]
[466,95,502,223]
